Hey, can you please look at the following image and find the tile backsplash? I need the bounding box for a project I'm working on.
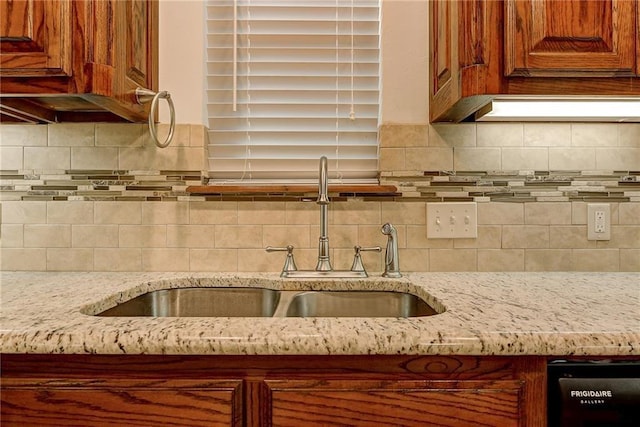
[1,122,638,272]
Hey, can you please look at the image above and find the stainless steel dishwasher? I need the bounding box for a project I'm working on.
[548,360,640,427]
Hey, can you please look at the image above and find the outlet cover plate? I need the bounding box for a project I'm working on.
[427,202,478,239]
[587,203,611,240]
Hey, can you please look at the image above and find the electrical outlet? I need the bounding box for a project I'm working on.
[427,202,477,239]
[587,203,610,241]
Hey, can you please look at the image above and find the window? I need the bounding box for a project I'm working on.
[206,0,381,183]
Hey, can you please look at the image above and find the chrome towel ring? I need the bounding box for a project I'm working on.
[135,87,176,148]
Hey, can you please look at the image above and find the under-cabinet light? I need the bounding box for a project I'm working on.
[477,98,640,122]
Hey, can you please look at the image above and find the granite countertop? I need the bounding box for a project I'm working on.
[1,271,638,356]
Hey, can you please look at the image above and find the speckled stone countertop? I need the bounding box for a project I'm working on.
[1,272,638,356]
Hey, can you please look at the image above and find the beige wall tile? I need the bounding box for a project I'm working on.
[1,201,46,224]
[619,124,640,147]
[359,224,395,248]
[477,123,523,147]
[72,225,119,248]
[549,226,594,249]
[0,147,23,169]
[167,225,216,248]
[595,148,640,170]
[597,226,640,249]
[238,248,283,272]
[525,249,572,271]
[429,124,476,147]
[398,248,430,271]
[263,225,311,248]
[94,201,142,224]
[47,201,94,224]
[572,249,619,271]
[119,225,167,248]
[381,201,426,225]
[1,248,46,270]
[524,123,571,147]
[142,201,189,225]
[405,147,454,171]
[502,225,549,248]
[47,248,93,271]
[189,201,237,225]
[0,125,47,146]
[238,201,286,224]
[548,148,596,170]
[572,124,618,146]
[454,225,502,248]
[286,201,322,225]
[525,202,571,224]
[71,147,118,170]
[155,124,190,147]
[0,224,23,247]
[94,248,142,271]
[320,224,358,248]
[502,148,548,170]
[478,202,524,225]
[406,225,453,248]
[379,124,428,148]
[48,124,95,147]
[619,203,640,225]
[95,124,145,147]
[119,146,205,171]
[620,249,640,271]
[214,225,263,248]
[379,148,405,171]
[478,249,524,271]
[24,147,70,170]
[142,248,189,271]
[24,224,71,248]
[429,249,477,271]
[190,125,207,147]
[454,147,501,170]
[572,202,588,225]
[190,249,238,271]
[333,201,381,225]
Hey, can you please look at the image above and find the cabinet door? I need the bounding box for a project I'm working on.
[504,0,637,77]
[262,379,523,427]
[0,0,72,77]
[1,378,243,427]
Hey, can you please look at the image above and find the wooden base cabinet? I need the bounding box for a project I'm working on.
[1,354,546,427]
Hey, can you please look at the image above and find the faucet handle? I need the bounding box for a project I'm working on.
[266,245,298,277]
[350,245,381,275]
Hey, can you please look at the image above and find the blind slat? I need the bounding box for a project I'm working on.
[206,0,380,182]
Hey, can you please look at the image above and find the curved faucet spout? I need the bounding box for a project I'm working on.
[315,156,332,271]
[317,156,329,205]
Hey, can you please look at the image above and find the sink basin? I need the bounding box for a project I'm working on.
[94,287,441,318]
[285,291,438,318]
[97,287,280,317]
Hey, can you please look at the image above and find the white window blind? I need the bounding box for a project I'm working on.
[206,0,380,183]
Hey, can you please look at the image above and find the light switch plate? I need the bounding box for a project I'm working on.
[427,202,478,239]
[587,203,611,240]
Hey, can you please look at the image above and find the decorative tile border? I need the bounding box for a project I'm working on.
[1,169,639,203]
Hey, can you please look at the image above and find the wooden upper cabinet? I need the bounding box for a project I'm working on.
[0,0,72,77]
[504,0,637,77]
[430,0,640,122]
[0,0,158,123]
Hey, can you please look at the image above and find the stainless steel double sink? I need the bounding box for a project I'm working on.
[95,287,441,318]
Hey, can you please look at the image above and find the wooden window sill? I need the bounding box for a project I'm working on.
[186,184,398,197]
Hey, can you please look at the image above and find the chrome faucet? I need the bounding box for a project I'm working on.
[381,223,401,278]
[315,156,332,271]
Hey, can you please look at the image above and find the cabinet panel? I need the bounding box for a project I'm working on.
[264,379,523,427]
[0,0,72,76]
[505,0,637,77]
[1,378,243,427]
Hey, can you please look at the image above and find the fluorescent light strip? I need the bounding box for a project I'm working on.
[478,99,640,122]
